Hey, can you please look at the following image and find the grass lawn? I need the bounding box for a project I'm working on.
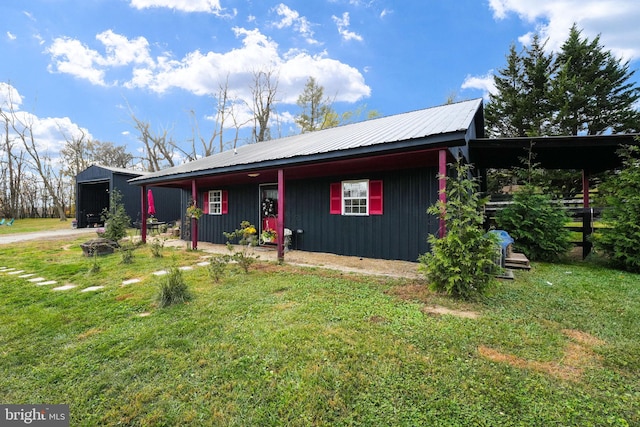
[0,234,638,426]
[0,217,73,234]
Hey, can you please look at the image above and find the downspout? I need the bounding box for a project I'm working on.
[191,180,198,250]
[438,149,447,238]
[277,169,285,262]
[141,185,148,244]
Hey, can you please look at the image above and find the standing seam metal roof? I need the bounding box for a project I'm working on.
[131,98,482,183]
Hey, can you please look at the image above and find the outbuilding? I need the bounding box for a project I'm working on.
[75,164,181,228]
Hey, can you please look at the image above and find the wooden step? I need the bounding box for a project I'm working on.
[505,252,531,270]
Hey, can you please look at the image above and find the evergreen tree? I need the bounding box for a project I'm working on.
[593,144,640,272]
[485,44,526,138]
[295,77,338,133]
[552,24,640,135]
[485,36,555,138]
[419,160,500,299]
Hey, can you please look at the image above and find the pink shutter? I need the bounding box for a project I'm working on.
[202,191,209,214]
[330,182,342,214]
[222,190,228,214]
[369,180,383,215]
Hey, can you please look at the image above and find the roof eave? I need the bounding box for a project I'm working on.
[130,131,468,186]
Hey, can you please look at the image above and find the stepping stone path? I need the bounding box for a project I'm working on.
[1,257,213,295]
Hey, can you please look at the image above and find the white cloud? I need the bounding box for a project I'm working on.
[47,26,370,107]
[461,73,496,100]
[46,37,107,86]
[46,31,155,86]
[488,0,640,60]
[129,0,223,14]
[332,12,363,42]
[271,4,318,45]
[0,82,23,107]
[0,83,91,155]
[7,31,16,41]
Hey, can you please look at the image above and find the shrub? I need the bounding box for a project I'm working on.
[209,254,231,282]
[593,145,640,272]
[100,189,130,242]
[495,186,572,262]
[150,237,166,258]
[156,267,191,308]
[119,245,134,264]
[419,160,500,299]
[224,221,259,273]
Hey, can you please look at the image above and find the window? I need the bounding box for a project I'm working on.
[330,180,383,216]
[203,190,228,215]
[343,180,368,215]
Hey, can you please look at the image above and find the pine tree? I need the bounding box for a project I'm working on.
[552,24,640,135]
[485,44,527,137]
[485,36,555,138]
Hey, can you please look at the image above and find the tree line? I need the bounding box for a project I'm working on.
[0,73,377,220]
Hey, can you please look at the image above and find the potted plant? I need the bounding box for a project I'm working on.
[186,202,203,220]
[261,228,277,243]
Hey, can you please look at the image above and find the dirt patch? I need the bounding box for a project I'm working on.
[422,305,480,319]
[479,329,605,382]
[77,328,102,340]
[385,284,431,303]
[173,241,422,279]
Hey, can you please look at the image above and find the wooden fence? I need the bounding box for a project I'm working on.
[484,199,605,259]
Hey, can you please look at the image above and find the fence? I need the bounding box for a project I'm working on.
[484,199,605,259]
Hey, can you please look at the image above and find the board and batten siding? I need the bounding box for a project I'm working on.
[190,167,439,261]
[285,167,439,262]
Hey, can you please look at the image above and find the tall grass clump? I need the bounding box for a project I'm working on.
[156,267,191,308]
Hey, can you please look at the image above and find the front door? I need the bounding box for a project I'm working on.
[259,184,278,244]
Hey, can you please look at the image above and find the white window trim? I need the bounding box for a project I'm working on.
[208,190,223,215]
[342,179,369,216]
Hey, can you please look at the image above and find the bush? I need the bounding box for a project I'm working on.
[156,267,191,308]
[419,160,500,299]
[209,254,231,282]
[495,186,572,262]
[100,189,131,242]
[224,221,259,274]
[150,237,166,258]
[593,145,640,272]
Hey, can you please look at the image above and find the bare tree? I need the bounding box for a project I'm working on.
[0,114,28,218]
[0,94,67,220]
[249,68,279,143]
[131,115,177,172]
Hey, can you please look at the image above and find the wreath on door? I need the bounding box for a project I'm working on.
[262,198,277,217]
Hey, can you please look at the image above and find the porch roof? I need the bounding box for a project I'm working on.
[130,98,483,186]
[469,134,640,172]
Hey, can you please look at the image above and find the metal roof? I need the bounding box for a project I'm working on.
[131,98,483,185]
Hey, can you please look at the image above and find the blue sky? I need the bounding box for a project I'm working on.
[1,0,639,166]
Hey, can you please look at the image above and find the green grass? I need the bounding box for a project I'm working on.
[0,217,73,234]
[0,234,638,426]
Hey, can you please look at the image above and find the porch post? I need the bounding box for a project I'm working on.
[141,185,148,244]
[191,179,198,250]
[277,169,285,262]
[582,169,592,259]
[582,169,590,208]
[438,149,447,238]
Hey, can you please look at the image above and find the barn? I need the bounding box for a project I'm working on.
[75,164,181,228]
[129,99,485,262]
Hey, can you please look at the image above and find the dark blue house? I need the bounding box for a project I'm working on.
[129,99,485,261]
